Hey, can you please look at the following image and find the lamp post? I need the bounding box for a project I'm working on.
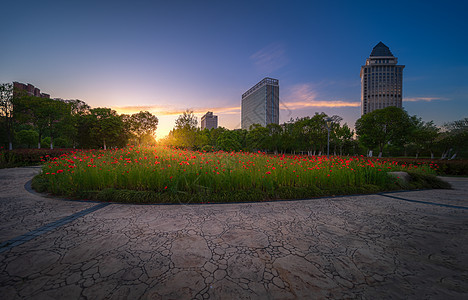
[324,117,332,159]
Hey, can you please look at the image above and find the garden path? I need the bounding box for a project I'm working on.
[0,167,467,299]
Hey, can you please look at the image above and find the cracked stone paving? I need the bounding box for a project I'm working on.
[0,167,467,299]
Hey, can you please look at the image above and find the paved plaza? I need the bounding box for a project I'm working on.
[0,167,467,299]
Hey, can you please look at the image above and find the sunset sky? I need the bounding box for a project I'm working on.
[2,0,467,139]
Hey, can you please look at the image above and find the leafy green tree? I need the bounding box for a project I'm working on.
[126,111,159,145]
[13,96,70,149]
[410,118,440,158]
[440,118,468,159]
[13,96,47,149]
[47,99,71,149]
[355,107,413,157]
[15,129,38,148]
[89,108,126,150]
[217,130,242,151]
[334,123,354,156]
[246,124,269,151]
[280,120,297,153]
[197,128,211,149]
[207,127,227,150]
[292,113,328,155]
[172,110,198,149]
[266,123,283,154]
[0,83,14,150]
[64,99,90,148]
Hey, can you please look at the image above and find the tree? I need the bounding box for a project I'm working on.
[246,124,269,151]
[13,96,70,149]
[173,110,198,149]
[207,127,227,150]
[175,109,198,130]
[127,111,159,145]
[411,118,439,158]
[64,99,90,148]
[89,108,125,150]
[0,83,14,150]
[355,107,412,157]
[16,129,38,148]
[266,123,283,154]
[440,118,468,159]
[46,99,71,149]
[217,130,242,151]
[280,120,297,153]
[334,123,354,156]
[293,113,328,155]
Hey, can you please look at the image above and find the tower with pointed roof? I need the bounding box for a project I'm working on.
[360,42,405,115]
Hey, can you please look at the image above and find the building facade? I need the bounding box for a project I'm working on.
[201,111,218,130]
[241,77,279,130]
[360,42,404,115]
[13,82,50,98]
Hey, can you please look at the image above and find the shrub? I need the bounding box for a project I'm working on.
[0,148,75,168]
[387,157,468,176]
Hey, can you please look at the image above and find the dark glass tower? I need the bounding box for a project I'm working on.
[241,77,279,130]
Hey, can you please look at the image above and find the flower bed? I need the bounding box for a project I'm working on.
[32,146,449,203]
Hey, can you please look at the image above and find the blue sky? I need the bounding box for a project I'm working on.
[1,0,467,138]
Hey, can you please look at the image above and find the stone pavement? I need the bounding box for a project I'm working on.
[0,167,467,299]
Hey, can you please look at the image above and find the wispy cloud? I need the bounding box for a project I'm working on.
[250,43,288,73]
[113,105,240,116]
[281,100,360,109]
[282,83,360,109]
[404,97,448,102]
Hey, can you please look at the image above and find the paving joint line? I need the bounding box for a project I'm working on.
[0,203,110,254]
[380,194,468,210]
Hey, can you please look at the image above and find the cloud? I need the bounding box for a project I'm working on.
[282,83,360,109]
[281,100,360,109]
[404,97,448,102]
[250,43,288,73]
[113,105,240,116]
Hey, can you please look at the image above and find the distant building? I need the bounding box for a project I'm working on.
[241,77,279,130]
[360,42,404,115]
[201,111,218,130]
[13,82,50,98]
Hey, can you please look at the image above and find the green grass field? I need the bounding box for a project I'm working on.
[32,146,450,203]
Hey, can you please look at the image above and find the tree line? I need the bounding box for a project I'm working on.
[0,83,158,150]
[164,108,467,159]
[2,82,466,158]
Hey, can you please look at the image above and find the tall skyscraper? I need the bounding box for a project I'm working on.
[360,42,404,115]
[241,77,279,130]
[201,111,218,130]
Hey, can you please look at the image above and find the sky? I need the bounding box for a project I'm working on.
[1,0,467,139]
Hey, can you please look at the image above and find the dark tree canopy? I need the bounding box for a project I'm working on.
[126,111,159,145]
[355,107,412,157]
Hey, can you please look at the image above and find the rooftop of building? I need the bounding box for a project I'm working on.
[370,42,394,57]
[242,77,279,99]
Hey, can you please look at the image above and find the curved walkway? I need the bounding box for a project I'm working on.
[0,167,467,299]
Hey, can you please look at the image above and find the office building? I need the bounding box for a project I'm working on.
[201,111,218,130]
[360,42,404,115]
[241,77,279,130]
[13,82,50,98]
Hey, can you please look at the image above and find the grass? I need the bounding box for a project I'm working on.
[31,145,450,203]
